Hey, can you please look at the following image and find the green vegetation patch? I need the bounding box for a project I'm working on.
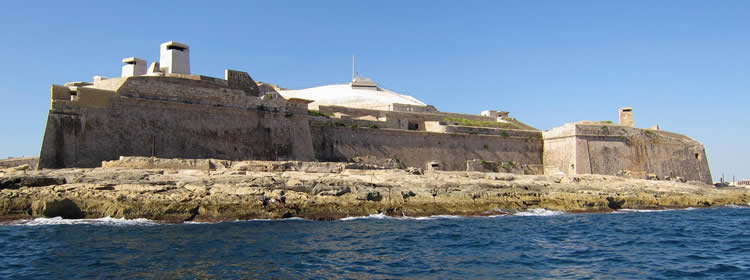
[308,110,332,118]
[444,117,518,129]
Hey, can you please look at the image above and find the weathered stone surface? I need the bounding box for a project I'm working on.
[33,198,84,219]
[1,164,747,222]
[0,175,66,190]
[0,157,38,169]
[225,69,261,97]
[543,123,712,184]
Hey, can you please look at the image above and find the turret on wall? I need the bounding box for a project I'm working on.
[619,107,633,127]
[159,41,190,74]
[121,57,147,77]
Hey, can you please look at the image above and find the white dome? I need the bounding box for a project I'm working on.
[279,83,426,110]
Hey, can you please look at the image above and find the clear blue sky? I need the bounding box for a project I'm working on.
[0,1,747,182]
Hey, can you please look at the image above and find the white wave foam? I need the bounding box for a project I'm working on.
[13,216,159,226]
[339,213,389,221]
[183,221,214,224]
[339,211,569,220]
[485,214,510,218]
[618,207,706,213]
[233,218,274,222]
[339,213,469,221]
[513,208,565,216]
[617,209,670,213]
[725,204,750,209]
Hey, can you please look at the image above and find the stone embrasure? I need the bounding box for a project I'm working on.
[0,161,747,222]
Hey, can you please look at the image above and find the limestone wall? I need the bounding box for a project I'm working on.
[38,97,315,169]
[543,123,712,184]
[311,125,544,172]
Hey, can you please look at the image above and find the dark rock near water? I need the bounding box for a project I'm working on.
[39,198,84,219]
[0,176,66,190]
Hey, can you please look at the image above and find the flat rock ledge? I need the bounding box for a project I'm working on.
[1,160,748,222]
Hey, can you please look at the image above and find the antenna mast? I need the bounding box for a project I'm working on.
[352,55,355,81]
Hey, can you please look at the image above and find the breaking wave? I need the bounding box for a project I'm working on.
[9,216,159,226]
[512,208,566,216]
[337,210,566,220]
[338,213,466,221]
[724,204,750,209]
[617,208,674,213]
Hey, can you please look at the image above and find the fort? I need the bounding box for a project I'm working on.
[37,41,712,185]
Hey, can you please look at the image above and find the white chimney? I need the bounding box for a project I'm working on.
[159,41,190,74]
[121,57,147,77]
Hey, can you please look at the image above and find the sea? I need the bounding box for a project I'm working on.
[1,206,748,279]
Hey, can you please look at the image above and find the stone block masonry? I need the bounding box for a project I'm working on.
[38,73,316,169]
[311,125,544,172]
[543,123,712,184]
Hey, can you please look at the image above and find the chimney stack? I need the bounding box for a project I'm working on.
[619,107,634,127]
[159,41,190,74]
[121,57,147,77]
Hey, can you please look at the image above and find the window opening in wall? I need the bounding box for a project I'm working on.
[408,121,419,131]
[167,45,187,51]
[695,153,701,160]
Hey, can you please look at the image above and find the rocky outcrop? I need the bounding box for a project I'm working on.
[0,159,747,222]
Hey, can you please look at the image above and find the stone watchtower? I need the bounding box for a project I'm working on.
[619,107,633,127]
[121,57,147,77]
[159,41,190,74]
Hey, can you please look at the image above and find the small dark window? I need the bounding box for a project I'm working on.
[408,121,420,131]
[695,153,701,160]
[167,45,187,51]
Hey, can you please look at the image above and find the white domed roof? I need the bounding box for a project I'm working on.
[278,83,426,110]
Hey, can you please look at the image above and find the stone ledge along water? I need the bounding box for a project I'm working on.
[0,158,747,222]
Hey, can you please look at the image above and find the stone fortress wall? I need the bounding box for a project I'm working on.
[543,122,712,184]
[37,41,712,184]
[311,125,544,172]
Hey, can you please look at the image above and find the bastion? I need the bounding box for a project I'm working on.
[37,41,711,184]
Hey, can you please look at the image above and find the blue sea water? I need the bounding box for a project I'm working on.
[1,207,749,279]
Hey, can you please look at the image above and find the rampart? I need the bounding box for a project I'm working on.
[311,125,543,171]
[543,123,712,184]
[39,74,315,169]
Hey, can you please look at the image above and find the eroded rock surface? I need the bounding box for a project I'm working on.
[1,163,747,222]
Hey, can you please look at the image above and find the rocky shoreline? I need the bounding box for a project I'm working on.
[1,158,748,222]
